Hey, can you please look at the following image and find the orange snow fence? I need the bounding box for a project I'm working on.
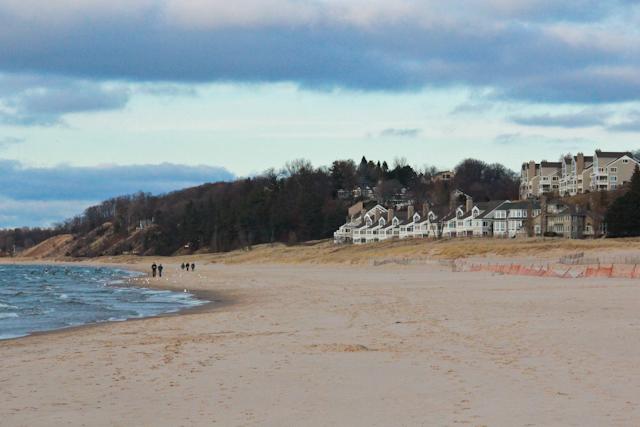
[456,261,640,280]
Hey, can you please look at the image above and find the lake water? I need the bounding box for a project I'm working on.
[0,264,207,340]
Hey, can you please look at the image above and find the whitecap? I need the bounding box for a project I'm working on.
[0,312,19,319]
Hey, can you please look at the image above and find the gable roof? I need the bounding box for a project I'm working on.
[540,161,562,168]
[496,200,541,211]
[475,200,510,219]
[596,150,632,159]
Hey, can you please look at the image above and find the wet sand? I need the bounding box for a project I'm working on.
[2,260,640,426]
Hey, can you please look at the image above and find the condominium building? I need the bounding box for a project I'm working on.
[522,149,639,199]
[519,161,561,199]
[559,153,593,196]
[589,150,639,192]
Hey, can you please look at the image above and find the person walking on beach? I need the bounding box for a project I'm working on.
[186,263,190,271]
[158,264,164,278]
[151,262,157,278]
[181,263,185,270]
[191,263,195,272]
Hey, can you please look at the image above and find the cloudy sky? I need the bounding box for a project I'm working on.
[2,0,640,227]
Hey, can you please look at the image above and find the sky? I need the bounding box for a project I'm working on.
[2,0,640,227]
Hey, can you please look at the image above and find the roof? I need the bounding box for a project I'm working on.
[540,161,562,168]
[497,200,541,210]
[596,150,632,159]
[362,201,384,212]
[545,202,585,217]
[441,206,464,222]
[475,200,509,219]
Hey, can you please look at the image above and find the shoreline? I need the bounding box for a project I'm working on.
[0,260,230,343]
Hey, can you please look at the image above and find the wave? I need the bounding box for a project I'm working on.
[0,264,208,340]
[0,312,19,319]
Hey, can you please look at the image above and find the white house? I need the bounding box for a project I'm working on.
[492,201,541,238]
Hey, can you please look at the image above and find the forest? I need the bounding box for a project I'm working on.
[0,157,520,256]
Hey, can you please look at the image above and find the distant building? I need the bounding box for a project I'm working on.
[522,149,640,199]
[433,170,454,182]
[519,161,561,199]
[559,153,593,197]
[590,150,639,192]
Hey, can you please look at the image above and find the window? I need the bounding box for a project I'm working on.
[610,167,617,172]
[623,159,629,163]
[611,176,617,182]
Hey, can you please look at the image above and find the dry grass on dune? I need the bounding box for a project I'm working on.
[198,237,640,265]
[13,234,640,266]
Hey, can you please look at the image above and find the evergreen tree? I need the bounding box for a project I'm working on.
[605,166,640,237]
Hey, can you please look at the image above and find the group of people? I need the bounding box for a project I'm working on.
[151,262,163,277]
[150,262,196,277]
[181,262,196,272]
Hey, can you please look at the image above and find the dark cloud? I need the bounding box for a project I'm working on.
[0,75,130,126]
[0,159,234,201]
[0,159,235,227]
[0,3,637,105]
[379,128,421,138]
[509,110,611,128]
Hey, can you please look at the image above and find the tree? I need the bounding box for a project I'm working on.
[329,160,357,192]
[605,166,640,237]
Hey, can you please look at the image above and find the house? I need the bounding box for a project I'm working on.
[471,200,510,237]
[433,170,455,182]
[493,201,541,238]
[398,205,423,239]
[542,201,585,239]
[336,189,351,199]
[527,200,597,239]
[334,202,387,244]
[441,206,466,238]
[589,150,640,192]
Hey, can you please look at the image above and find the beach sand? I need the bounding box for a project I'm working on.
[2,258,640,426]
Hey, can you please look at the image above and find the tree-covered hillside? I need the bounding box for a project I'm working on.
[0,157,521,256]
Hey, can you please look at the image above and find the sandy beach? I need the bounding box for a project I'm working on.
[2,253,640,426]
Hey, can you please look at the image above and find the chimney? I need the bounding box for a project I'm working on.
[576,152,584,174]
[407,205,415,220]
[387,208,394,224]
[466,196,473,213]
[422,201,430,217]
[528,160,536,178]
